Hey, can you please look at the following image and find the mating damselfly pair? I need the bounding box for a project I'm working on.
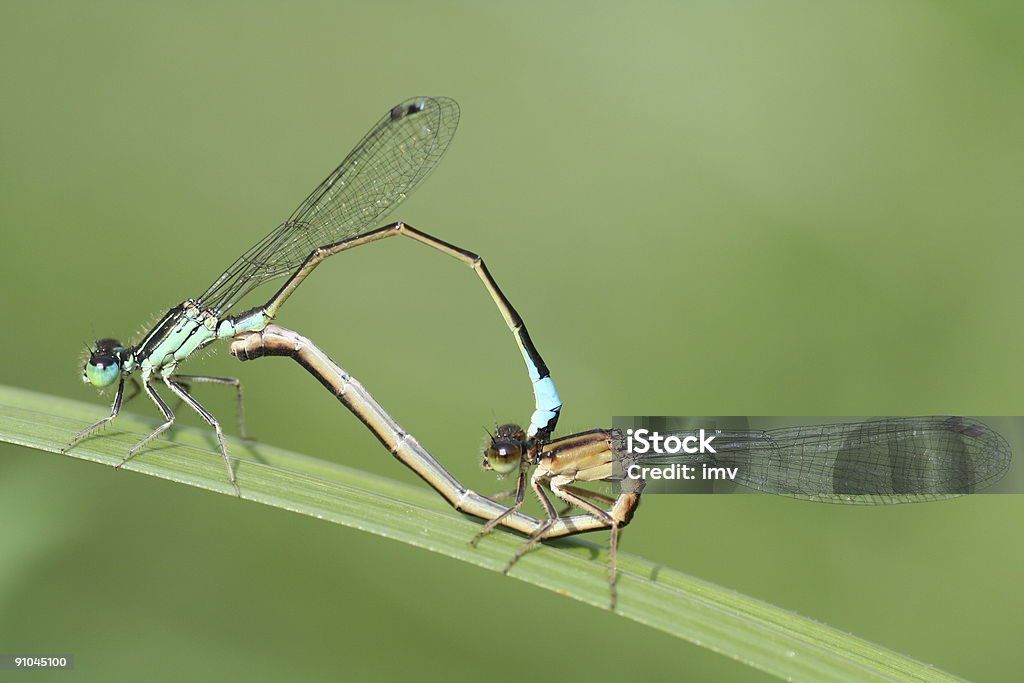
[64,96,560,496]
[66,96,1013,610]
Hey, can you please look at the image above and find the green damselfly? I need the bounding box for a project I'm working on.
[65,97,562,494]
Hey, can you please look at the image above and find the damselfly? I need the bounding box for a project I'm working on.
[64,96,562,494]
[473,417,1011,608]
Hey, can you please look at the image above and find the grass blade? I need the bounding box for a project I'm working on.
[0,384,959,682]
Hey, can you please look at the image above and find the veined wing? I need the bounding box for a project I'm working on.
[628,416,1011,503]
[199,96,460,313]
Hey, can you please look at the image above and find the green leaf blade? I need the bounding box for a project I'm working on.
[0,384,960,682]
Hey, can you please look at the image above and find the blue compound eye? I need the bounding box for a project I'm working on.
[84,355,121,387]
[83,339,124,387]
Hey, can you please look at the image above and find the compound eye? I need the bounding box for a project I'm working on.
[483,424,526,476]
[84,354,121,387]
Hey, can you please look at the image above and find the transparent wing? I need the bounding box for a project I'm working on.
[199,96,461,313]
[627,417,1011,503]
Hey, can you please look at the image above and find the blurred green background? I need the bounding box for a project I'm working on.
[2,2,1023,680]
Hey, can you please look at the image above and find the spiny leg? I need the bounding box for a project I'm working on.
[118,378,176,467]
[502,471,562,573]
[62,377,127,452]
[258,222,561,439]
[471,468,528,546]
[171,374,248,439]
[168,381,190,416]
[165,377,239,496]
[548,478,624,608]
[554,483,617,516]
[608,522,622,611]
[559,484,617,507]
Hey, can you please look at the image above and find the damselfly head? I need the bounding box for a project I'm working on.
[82,338,125,388]
[482,423,526,476]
